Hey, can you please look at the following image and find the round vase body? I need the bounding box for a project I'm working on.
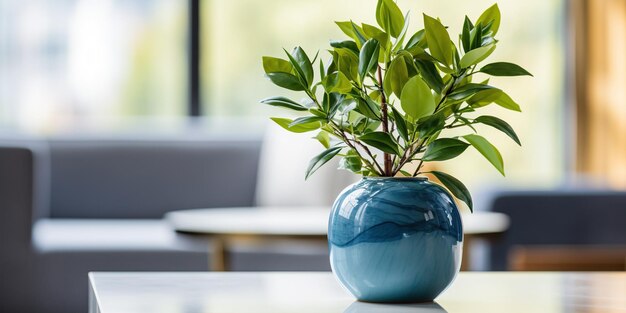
[328,177,463,303]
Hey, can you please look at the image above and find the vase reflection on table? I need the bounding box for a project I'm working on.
[344,301,448,313]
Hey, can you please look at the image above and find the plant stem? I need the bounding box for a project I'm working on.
[330,123,384,175]
[377,66,392,176]
[304,87,387,176]
[412,159,424,177]
[394,139,424,175]
[352,138,385,174]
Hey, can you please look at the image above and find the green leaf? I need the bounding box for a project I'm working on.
[359,131,401,155]
[321,92,331,112]
[430,171,473,212]
[355,96,381,120]
[338,149,362,173]
[494,91,521,111]
[271,117,320,133]
[410,47,437,63]
[480,62,533,76]
[481,20,495,33]
[289,116,326,128]
[291,47,314,86]
[355,117,381,134]
[309,108,326,118]
[467,88,500,107]
[423,138,470,161]
[423,14,452,66]
[392,13,411,52]
[333,48,360,81]
[376,0,405,38]
[283,48,309,87]
[327,93,346,117]
[476,4,501,36]
[306,146,343,179]
[447,83,494,101]
[322,71,352,94]
[467,89,521,112]
[415,60,444,93]
[405,50,422,71]
[460,44,495,68]
[425,130,442,145]
[350,21,367,46]
[262,56,293,74]
[359,39,380,82]
[369,90,382,102]
[452,40,461,65]
[399,170,412,177]
[417,113,445,138]
[362,23,390,51]
[405,29,426,51]
[463,134,505,175]
[335,21,367,48]
[336,96,356,116]
[391,106,409,142]
[330,40,359,55]
[469,22,483,51]
[482,35,496,47]
[401,75,435,120]
[266,72,305,91]
[325,58,337,76]
[260,96,308,111]
[384,56,409,98]
[475,115,521,145]
[399,170,413,177]
[310,50,320,65]
[315,131,331,148]
[461,16,474,53]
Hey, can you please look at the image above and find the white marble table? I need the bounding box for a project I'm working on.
[88,272,626,313]
[165,207,509,270]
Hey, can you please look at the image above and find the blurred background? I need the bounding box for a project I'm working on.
[0,0,565,191]
[1,1,626,313]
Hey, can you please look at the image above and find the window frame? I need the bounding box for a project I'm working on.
[189,0,201,116]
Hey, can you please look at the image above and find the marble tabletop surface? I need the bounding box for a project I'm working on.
[89,272,626,313]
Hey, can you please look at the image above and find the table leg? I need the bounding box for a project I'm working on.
[210,236,230,271]
[461,235,473,271]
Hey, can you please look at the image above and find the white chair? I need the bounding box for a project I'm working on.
[255,121,358,207]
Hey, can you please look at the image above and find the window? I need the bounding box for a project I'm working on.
[0,0,187,132]
[202,0,565,190]
[0,0,565,190]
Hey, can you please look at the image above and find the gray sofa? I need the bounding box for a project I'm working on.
[0,135,329,313]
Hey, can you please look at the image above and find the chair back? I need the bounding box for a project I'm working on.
[489,190,626,270]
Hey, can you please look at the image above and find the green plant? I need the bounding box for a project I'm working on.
[260,1,531,211]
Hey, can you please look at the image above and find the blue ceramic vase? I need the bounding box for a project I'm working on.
[328,177,463,303]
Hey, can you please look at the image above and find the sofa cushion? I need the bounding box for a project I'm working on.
[32,219,208,252]
[48,138,261,218]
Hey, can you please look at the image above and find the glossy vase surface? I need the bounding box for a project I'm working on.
[328,177,463,303]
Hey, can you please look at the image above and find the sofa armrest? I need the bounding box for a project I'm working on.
[0,146,40,312]
[0,147,35,247]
